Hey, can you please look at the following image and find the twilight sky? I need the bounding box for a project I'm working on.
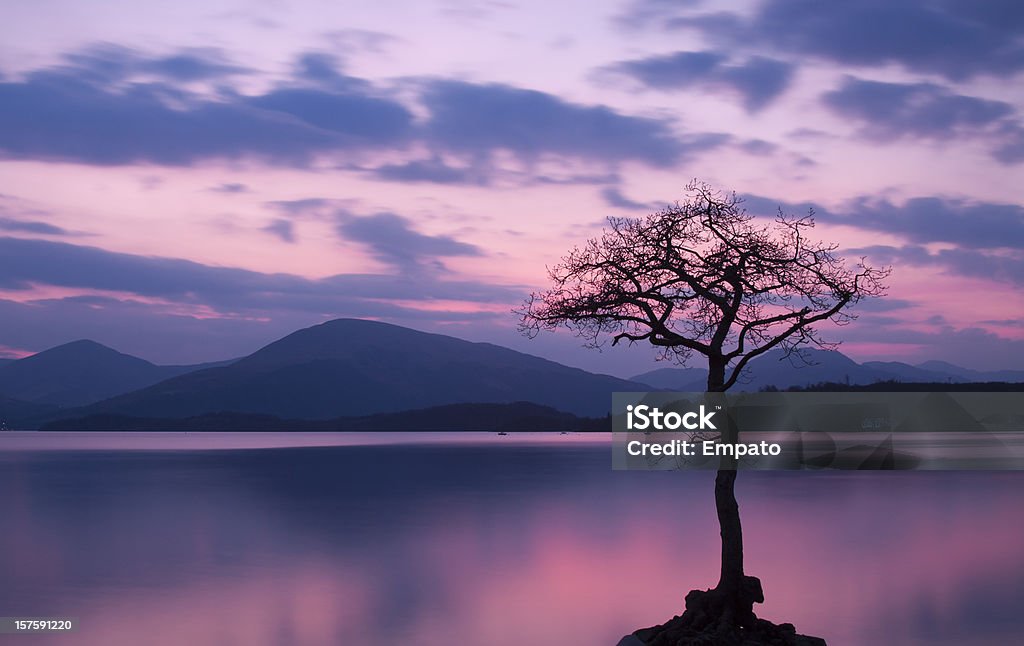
[0,0,1022,375]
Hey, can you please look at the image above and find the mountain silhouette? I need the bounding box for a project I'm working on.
[914,360,1024,383]
[0,340,233,407]
[8,322,1020,428]
[73,319,644,419]
[631,348,1023,392]
[859,360,961,383]
[628,366,707,391]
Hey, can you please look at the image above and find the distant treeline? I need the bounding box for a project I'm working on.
[40,401,612,432]
[762,380,1024,392]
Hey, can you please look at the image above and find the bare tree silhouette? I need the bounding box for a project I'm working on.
[518,181,888,638]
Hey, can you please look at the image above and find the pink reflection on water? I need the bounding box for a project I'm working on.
[27,474,1023,646]
[393,497,722,645]
[740,474,1024,644]
[29,565,376,646]
[5,442,1024,646]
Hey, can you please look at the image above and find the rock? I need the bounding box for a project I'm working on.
[627,596,826,645]
[741,576,764,604]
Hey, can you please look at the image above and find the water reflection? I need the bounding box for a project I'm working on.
[1,440,1022,645]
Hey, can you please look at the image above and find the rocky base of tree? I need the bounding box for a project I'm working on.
[630,582,826,646]
[632,617,826,646]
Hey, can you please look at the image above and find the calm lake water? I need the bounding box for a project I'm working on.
[2,432,1023,646]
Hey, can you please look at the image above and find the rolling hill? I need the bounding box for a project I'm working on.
[74,319,645,419]
[0,340,235,408]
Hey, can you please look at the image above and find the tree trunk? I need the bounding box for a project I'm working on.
[707,357,726,394]
[706,356,754,625]
[714,469,746,616]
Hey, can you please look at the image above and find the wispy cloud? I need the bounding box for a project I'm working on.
[335,211,482,270]
[0,216,71,236]
[600,187,660,211]
[262,219,295,243]
[0,236,515,312]
[419,80,703,167]
[676,0,1024,81]
[0,46,730,174]
[850,244,1024,286]
[822,77,1016,154]
[209,183,250,194]
[743,194,1024,251]
[607,51,795,112]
